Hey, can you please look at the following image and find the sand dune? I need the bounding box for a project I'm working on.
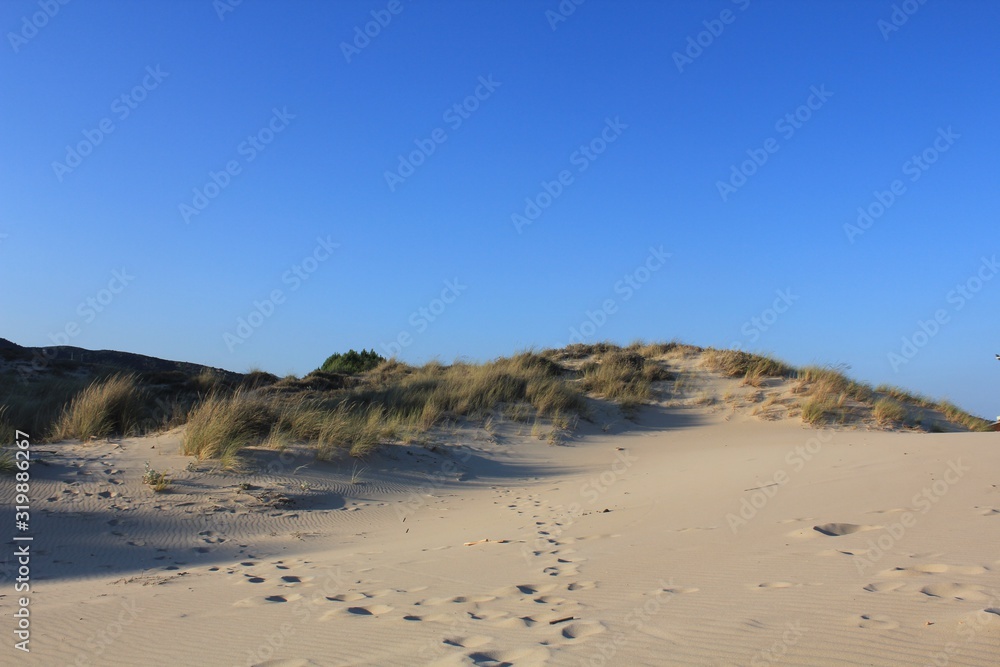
[5,378,999,667]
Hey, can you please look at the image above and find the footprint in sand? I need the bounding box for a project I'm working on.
[346,604,394,615]
[504,583,559,596]
[233,593,302,607]
[920,583,990,601]
[566,581,598,591]
[858,614,899,630]
[543,564,580,578]
[534,595,570,605]
[864,581,907,593]
[326,592,367,602]
[468,609,510,622]
[756,582,798,589]
[466,647,550,666]
[442,635,494,649]
[813,523,881,537]
[560,621,606,640]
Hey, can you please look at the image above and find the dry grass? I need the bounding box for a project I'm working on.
[52,374,149,441]
[180,352,585,462]
[0,450,15,475]
[801,395,843,425]
[873,398,907,425]
[579,350,672,414]
[703,349,794,380]
[796,366,873,403]
[142,462,171,492]
[875,384,935,409]
[182,390,276,462]
[350,352,583,426]
[1,375,89,444]
[935,400,992,432]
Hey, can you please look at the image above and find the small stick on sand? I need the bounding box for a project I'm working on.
[463,538,490,546]
[463,538,511,546]
[549,616,575,625]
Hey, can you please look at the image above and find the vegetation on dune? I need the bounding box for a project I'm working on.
[795,366,874,403]
[935,400,992,432]
[318,349,385,375]
[1,374,89,444]
[348,352,585,428]
[182,389,277,463]
[0,450,15,475]
[801,395,843,425]
[873,397,908,425]
[52,374,152,441]
[1,341,992,468]
[579,349,673,411]
[703,349,795,381]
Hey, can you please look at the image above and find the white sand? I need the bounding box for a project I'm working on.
[5,390,1000,666]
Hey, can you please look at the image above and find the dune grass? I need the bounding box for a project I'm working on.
[182,389,277,463]
[4,341,993,466]
[796,366,874,403]
[801,395,843,425]
[703,349,794,380]
[0,374,89,445]
[935,400,992,432]
[349,352,584,426]
[180,352,587,463]
[0,450,15,475]
[52,374,151,441]
[873,397,908,425]
[579,349,672,411]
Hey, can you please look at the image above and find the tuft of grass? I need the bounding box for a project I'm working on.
[579,350,672,409]
[875,384,934,409]
[873,398,907,425]
[0,450,15,475]
[801,396,840,425]
[313,403,395,459]
[1,375,90,444]
[241,368,279,389]
[350,461,367,484]
[52,374,149,441]
[935,400,992,432]
[703,349,794,379]
[182,390,276,461]
[796,366,873,403]
[142,462,170,492]
[190,368,224,394]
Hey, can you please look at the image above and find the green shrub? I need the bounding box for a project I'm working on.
[319,349,385,374]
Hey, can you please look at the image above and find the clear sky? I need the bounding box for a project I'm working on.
[2,0,998,419]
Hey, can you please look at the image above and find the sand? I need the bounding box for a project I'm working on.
[4,388,1000,666]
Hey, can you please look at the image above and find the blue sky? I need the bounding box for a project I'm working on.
[2,0,998,418]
